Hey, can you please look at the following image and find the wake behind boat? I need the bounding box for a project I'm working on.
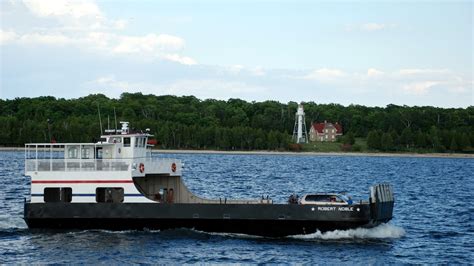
[23,122,394,237]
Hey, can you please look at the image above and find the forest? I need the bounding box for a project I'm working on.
[0,93,473,153]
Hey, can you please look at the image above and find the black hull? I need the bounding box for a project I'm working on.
[24,202,391,237]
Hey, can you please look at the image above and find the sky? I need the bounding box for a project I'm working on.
[0,0,472,107]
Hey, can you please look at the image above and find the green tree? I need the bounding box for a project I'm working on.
[449,137,458,151]
[367,130,381,150]
[415,130,427,148]
[342,132,355,145]
[459,133,471,150]
[381,132,394,151]
[399,127,413,149]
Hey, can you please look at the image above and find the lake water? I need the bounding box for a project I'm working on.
[0,151,473,263]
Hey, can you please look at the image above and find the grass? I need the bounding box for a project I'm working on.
[300,137,368,152]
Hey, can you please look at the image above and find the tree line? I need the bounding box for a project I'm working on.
[0,93,472,152]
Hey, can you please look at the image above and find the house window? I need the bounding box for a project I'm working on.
[123,137,131,147]
[96,187,124,203]
[44,187,72,203]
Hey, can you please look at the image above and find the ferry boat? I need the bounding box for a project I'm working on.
[23,122,395,237]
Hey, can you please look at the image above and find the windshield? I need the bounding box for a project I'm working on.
[304,194,346,203]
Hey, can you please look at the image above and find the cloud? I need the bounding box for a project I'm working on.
[0,29,18,44]
[303,68,346,82]
[361,23,386,31]
[162,54,197,65]
[1,0,196,65]
[223,65,266,76]
[18,32,73,45]
[398,69,450,75]
[23,0,101,18]
[298,67,471,101]
[86,76,268,99]
[402,81,438,95]
[21,0,109,31]
[112,34,185,54]
[367,68,384,77]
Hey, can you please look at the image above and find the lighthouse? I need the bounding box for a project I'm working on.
[292,104,308,143]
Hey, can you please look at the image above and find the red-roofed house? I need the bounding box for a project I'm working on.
[309,121,343,142]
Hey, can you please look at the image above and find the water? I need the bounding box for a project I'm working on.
[0,151,473,263]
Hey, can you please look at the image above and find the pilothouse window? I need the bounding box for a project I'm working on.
[123,137,131,147]
[135,137,146,148]
[67,147,78,158]
[81,148,91,159]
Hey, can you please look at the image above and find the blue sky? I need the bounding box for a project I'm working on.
[1,0,472,107]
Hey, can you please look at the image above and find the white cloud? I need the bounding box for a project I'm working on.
[1,0,196,65]
[224,65,266,76]
[367,68,384,77]
[22,0,108,31]
[402,81,438,95]
[113,19,128,30]
[23,0,101,18]
[162,54,197,65]
[18,32,73,45]
[361,23,386,31]
[398,68,450,75]
[227,64,245,74]
[298,67,471,101]
[0,29,18,44]
[250,66,265,76]
[86,76,268,99]
[112,34,185,54]
[304,68,345,81]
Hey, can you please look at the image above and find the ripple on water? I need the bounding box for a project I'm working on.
[0,151,473,263]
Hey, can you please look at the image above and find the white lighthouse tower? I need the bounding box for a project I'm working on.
[292,103,308,144]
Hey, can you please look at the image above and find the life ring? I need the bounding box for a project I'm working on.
[171,162,177,172]
[139,163,145,173]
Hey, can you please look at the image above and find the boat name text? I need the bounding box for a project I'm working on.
[317,206,354,212]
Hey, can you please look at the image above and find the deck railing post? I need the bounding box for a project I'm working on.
[79,145,82,171]
[35,145,38,172]
[50,145,52,171]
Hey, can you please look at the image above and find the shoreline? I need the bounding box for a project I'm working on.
[1,146,472,159]
[154,149,474,158]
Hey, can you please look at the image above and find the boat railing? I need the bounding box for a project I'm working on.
[25,158,132,172]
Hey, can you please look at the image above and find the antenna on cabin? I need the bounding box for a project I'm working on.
[107,115,110,131]
[114,107,118,133]
[97,103,103,134]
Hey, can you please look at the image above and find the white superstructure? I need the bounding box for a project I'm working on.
[25,122,181,203]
